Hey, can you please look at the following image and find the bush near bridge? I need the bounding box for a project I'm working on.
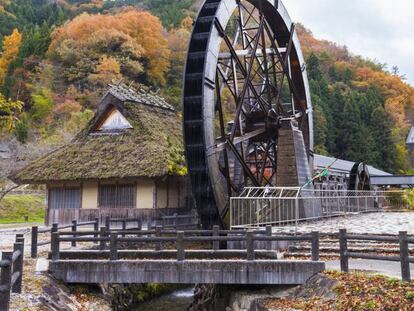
[0,194,46,224]
[265,271,414,311]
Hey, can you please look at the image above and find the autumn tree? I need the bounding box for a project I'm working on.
[0,92,23,132]
[48,9,170,90]
[0,29,22,85]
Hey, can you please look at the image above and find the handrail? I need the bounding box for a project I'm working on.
[50,225,321,263]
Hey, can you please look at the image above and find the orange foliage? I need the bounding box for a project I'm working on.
[49,9,170,85]
[0,29,22,85]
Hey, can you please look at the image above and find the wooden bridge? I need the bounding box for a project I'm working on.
[48,226,325,285]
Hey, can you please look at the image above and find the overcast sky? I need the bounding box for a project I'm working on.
[282,0,414,86]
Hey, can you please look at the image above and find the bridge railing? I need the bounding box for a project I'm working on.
[49,225,320,262]
[0,235,24,311]
[31,219,99,258]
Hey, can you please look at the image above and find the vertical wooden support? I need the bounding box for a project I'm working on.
[15,234,24,242]
[12,240,24,293]
[94,218,99,243]
[177,231,185,261]
[399,231,411,282]
[212,225,219,251]
[0,252,12,311]
[311,231,320,261]
[174,213,178,230]
[100,227,107,251]
[110,233,118,261]
[31,226,38,258]
[71,220,77,247]
[155,226,162,251]
[339,229,349,273]
[246,231,255,261]
[105,216,110,231]
[122,221,127,238]
[51,233,60,261]
[266,225,272,251]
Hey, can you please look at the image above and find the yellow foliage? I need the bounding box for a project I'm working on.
[0,29,22,85]
[88,55,121,87]
[0,92,23,132]
[49,9,170,85]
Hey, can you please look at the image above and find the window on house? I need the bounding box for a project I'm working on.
[97,109,132,132]
[49,188,81,209]
[98,184,136,208]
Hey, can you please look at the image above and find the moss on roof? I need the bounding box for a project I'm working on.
[11,98,186,184]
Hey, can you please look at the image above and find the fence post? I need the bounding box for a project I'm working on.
[266,225,272,251]
[339,229,349,273]
[246,231,255,261]
[399,231,411,282]
[311,231,320,261]
[177,231,185,261]
[31,226,38,258]
[94,218,99,243]
[0,251,12,311]
[110,233,118,261]
[52,223,58,233]
[71,220,77,247]
[174,213,178,230]
[122,220,127,238]
[100,226,107,250]
[212,225,219,251]
[51,232,60,261]
[105,216,110,231]
[155,226,162,251]
[15,234,24,242]
[12,240,24,293]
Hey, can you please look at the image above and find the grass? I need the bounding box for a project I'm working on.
[0,194,46,224]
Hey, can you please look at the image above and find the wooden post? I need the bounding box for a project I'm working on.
[339,229,349,273]
[110,233,118,261]
[105,216,110,231]
[155,226,162,251]
[52,223,58,233]
[212,225,219,251]
[177,231,185,261]
[15,234,24,242]
[31,226,38,258]
[122,220,126,238]
[0,252,12,311]
[399,231,411,282]
[100,227,107,250]
[174,213,178,230]
[71,220,77,247]
[94,218,99,243]
[266,225,272,251]
[311,231,320,261]
[12,240,24,293]
[51,233,60,261]
[246,231,255,261]
[138,219,142,231]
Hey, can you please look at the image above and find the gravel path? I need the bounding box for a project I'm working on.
[273,212,414,235]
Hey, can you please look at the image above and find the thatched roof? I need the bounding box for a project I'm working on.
[10,85,186,184]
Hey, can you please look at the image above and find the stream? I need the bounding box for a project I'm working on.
[135,287,194,310]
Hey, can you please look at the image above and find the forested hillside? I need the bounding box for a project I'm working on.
[0,0,413,180]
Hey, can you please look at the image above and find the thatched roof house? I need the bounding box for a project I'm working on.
[11,84,191,225]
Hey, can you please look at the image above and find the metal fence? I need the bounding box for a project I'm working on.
[230,187,410,229]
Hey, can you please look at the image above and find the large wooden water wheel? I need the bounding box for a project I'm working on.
[183,0,314,228]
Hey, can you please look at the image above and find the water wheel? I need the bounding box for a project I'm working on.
[183,0,314,228]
